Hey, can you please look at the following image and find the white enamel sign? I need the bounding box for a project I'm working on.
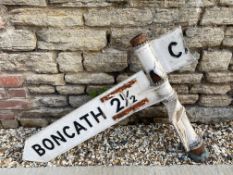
[150,27,197,73]
[23,71,173,162]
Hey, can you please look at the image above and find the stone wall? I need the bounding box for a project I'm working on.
[0,0,232,128]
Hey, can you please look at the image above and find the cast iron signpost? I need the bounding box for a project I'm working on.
[23,27,208,162]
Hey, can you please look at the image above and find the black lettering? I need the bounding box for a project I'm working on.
[168,42,182,58]
[110,98,124,113]
[74,121,87,135]
[130,95,137,103]
[32,144,45,156]
[51,131,67,146]
[63,126,75,138]
[42,138,55,150]
[80,114,93,128]
[91,107,106,123]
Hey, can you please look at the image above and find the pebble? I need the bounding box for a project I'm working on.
[0,121,232,167]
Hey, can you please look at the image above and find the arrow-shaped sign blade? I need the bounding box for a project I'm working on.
[23,71,169,162]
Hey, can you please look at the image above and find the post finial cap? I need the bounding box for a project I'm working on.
[130,33,148,47]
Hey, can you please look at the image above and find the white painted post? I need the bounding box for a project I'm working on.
[130,30,209,162]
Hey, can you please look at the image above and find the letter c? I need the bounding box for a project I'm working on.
[63,126,75,138]
[168,42,182,58]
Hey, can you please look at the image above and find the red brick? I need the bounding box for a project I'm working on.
[0,75,24,88]
[0,99,31,109]
[0,112,15,120]
[8,88,27,98]
[0,111,18,128]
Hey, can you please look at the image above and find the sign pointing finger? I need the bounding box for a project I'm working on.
[23,71,172,162]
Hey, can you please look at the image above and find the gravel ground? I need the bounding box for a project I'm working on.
[0,121,232,168]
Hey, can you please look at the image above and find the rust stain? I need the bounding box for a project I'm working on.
[190,143,205,155]
[112,98,149,121]
[100,79,137,102]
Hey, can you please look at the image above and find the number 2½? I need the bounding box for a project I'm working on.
[110,95,137,113]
